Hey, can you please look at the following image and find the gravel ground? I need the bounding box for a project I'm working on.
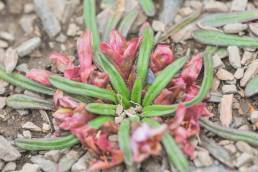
[0,0,258,171]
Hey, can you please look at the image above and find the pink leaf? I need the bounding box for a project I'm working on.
[151,45,174,73]
[64,66,81,81]
[49,52,73,72]
[26,69,52,86]
[89,71,109,88]
[53,90,78,108]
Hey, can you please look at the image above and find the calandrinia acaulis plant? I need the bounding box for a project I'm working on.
[0,26,216,171]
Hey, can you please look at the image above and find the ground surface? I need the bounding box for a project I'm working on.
[0,0,258,171]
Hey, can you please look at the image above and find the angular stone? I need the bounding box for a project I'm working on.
[0,136,21,161]
[228,46,241,69]
[4,48,18,73]
[0,40,8,48]
[236,141,254,154]
[241,51,254,65]
[224,23,247,34]
[235,153,252,167]
[16,37,41,57]
[24,3,34,13]
[2,162,16,172]
[240,60,258,87]
[19,14,37,34]
[222,85,237,94]
[216,68,234,81]
[204,1,228,12]
[152,20,165,32]
[0,32,15,42]
[234,68,244,79]
[249,23,258,36]
[7,0,23,14]
[58,150,82,172]
[220,94,233,127]
[22,122,41,132]
[66,23,80,37]
[31,155,56,172]
[71,152,93,172]
[231,0,247,11]
[33,0,61,38]
[17,163,40,172]
[0,97,6,109]
[0,1,5,12]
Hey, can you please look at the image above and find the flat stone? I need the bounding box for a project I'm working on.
[31,155,56,172]
[0,97,6,109]
[235,153,252,167]
[204,1,228,12]
[189,1,203,10]
[19,14,37,34]
[7,0,23,14]
[0,1,5,12]
[0,136,21,161]
[228,46,241,69]
[211,77,220,91]
[249,111,258,123]
[236,141,254,154]
[16,37,41,57]
[2,162,16,172]
[0,40,8,48]
[249,23,258,36]
[224,23,247,34]
[4,48,18,73]
[212,55,224,69]
[231,0,247,11]
[44,150,61,162]
[224,144,237,154]
[33,0,61,38]
[196,149,213,167]
[208,91,222,103]
[220,94,233,127]
[16,163,40,172]
[71,152,93,172]
[178,7,193,17]
[241,51,254,65]
[0,32,15,42]
[222,85,237,94]
[234,68,244,79]
[22,122,41,132]
[216,68,234,81]
[42,123,51,132]
[152,20,165,32]
[240,60,258,87]
[55,34,67,43]
[24,3,34,13]
[58,150,82,172]
[66,23,80,37]
[22,130,32,138]
[0,160,4,170]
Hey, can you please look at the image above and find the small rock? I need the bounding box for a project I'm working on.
[152,20,165,32]
[196,149,213,167]
[19,14,37,34]
[16,37,41,57]
[0,136,21,161]
[0,40,8,48]
[55,34,67,43]
[216,68,234,81]
[208,91,222,103]
[22,130,32,138]
[0,1,5,11]
[212,55,224,69]
[66,23,80,37]
[224,144,237,154]
[234,68,244,79]
[236,141,254,154]
[240,60,258,87]
[42,123,51,132]
[189,1,203,10]
[71,152,92,172]
[22,122,41,132]
[204,1,228,12]
[58,150,81,172]
[211,77,220,91]
[31,155,56,172]
[17,163,40,172]
[228,46,241,69]
[0,97,6,109]
[220,94,233,127]
[34,0,61,38]
[249,23,258,36]
[16,63,29,73]
[235,153,252,167]
[7,0,23,14]
[0,32,15,42]
[4,48,18,73]
[44,150,61,162]
[178,7,193,17]
[17,109,29,116]
[231,0,247,11]
[2,162,16,172]
[222,85,237,94]
[249,111,258,123]
[224,23,247,34]
[215,48,228,59]
[24,3,34,13]
[241,51,254,65]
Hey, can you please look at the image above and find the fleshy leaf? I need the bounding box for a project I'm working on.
[245,74,258,97]
[118,10,138,37]
[193,30,258,48]
[139,0,155,16]
[86,103,116,116]
[88,116,113,129]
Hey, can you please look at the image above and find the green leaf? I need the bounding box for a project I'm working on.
[118,119,133,165]
[131,26,154,104]
[139,0,155,16]
[96,52,130,107]
[49,75,117,103]
[86,103,116,116]
[200,118,258,146]
[245,74,258,97]
[199,11,258,27]
[7,94,53,110]
[88,116,113,129]
[118,10,138,37]
[142,46,217,117]
[142,56,187,106]
[142,118,189,172]
[0,66,54,95]
[83,0,100,51]
[103,12,123,41]
[193,30,258,48]
[159,10,201,42]
[15,134,79,151]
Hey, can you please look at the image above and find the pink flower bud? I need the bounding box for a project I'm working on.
[26,69,52,86]
[49,52,73,72]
